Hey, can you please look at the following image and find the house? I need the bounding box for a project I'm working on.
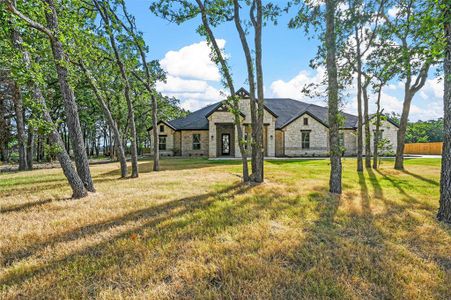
[149,88,398,158]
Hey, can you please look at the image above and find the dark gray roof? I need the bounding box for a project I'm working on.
[167,98,359,130]
[168,102,221,130]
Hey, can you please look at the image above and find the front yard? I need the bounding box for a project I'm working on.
[0,158,450,299]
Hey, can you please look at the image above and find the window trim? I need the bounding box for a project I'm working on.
[301,131,310,149]
[192,134,201,150]
[159,135,167,151]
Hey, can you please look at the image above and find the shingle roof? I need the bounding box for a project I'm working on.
[167,102,221,130]
[167,98,359,130]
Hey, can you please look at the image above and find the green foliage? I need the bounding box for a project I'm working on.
[406,118,444,143]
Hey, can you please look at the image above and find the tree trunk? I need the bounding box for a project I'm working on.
[79,61,128,177]
[94,0,138,178]
[151,94,160,171]
[194,0,250,182]
[35,87,88,198]
[363,79,372,168]
[44,0,95,191]
[438,6,451,223]
[253,0,265,183]
[355,27,364,172]
[373,87,383,169]
[394,92,413,170]
[11,25,29,171]
[0,92,10,163]
[27,126,34,170]
[12,81,28,170]
[326,0,342,194]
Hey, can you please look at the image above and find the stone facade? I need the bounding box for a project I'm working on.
[149,98,398,158]
[207,101,276,158]
[149,123,176,156]
[283,114,330,156]
[181,130,209,157]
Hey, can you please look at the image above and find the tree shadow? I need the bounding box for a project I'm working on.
[0,198,63,214]
[358,171,372,217]
[0,182,252,270]
[366,168,384,199]
[375,169,433,209]
[401,169,440,186]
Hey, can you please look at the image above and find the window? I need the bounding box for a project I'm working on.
[301,131,310,149]
[192,134,201,150]
[303,117,309,126]
[375,130,383,140]
[159,125,164,133]
[159,136,166,150]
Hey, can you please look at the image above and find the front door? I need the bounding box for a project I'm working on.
[221,134,231,155]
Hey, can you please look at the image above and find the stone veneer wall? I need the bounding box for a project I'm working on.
[207,102,277,158]
[149,123,175,156]
[180,130,209,157]
[363,120,398,154]
[283,114,329,156]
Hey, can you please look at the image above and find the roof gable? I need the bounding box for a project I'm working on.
[164,97,359,131]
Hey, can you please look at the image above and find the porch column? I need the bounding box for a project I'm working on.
[208,118,217,157]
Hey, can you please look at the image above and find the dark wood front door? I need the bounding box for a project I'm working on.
[221,134,231,155]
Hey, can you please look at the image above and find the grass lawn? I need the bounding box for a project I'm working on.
[0,158,450,299]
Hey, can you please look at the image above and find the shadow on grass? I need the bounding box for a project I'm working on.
[367,168,384,199]
[1,199,55,214]
[401,169,440,186]
[375,169,433,209]
[1,172,448,298]
[0,182,252,278]
[99,159,241,177]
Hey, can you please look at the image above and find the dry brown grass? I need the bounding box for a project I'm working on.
[0,158,450,299]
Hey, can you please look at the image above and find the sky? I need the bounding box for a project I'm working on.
[125,0,443,121]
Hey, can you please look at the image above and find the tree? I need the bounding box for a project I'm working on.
[289,0,347,194]
[438,0,450,223]
[379,0,442,170]
[3,0,95,191]
[326,0,343,194]
[111,0,164,172]
[344,0,385,171]
[78,60,128,178]
[93,0,139,178]
[150,0,277,183]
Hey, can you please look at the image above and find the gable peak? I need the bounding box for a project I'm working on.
[235,87,250,98]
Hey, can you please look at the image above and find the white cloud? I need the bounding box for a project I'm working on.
[157,40,226,111]
[270,67,327,103]
[269,68,444,122]
[160,40,225,81]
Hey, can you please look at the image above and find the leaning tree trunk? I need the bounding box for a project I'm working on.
[194,0,250,182]
[394,92,413,170]
[326,0,342,194]
[34,86,88,198]
[438,7,451,223]
[107,37,138,177]
[44,0,95,191]
[79,61,128,178]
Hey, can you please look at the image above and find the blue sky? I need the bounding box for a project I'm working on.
[125,0,443,121]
